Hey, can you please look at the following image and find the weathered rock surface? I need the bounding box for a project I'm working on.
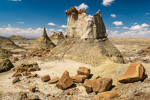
[49,39,124,66]
[29,25,55,49]
[12,72,22,77]
[48,77,59,84]
[118,62,146,83]
[49,7,124,66]
[97,90,118,100]
[0,36,25,53]
[71,75,86,83]
[41,75,50,82]
[65,7,107,39]
[49,32,65,45]
[29,86,36,92]
[13,57,19,61]
[0,48,12,59]
[12,77,20,84]
[0,58,14,73]
[9,35,25,40]
[77,67,90,79]
[92,77,112,93]
[56,71,73,90]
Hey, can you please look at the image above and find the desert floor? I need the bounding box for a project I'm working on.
[1,38,150,100]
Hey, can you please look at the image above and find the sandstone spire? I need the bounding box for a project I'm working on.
[42,25,48,38]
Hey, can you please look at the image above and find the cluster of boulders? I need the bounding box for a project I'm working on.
[12,62,40,84]
[27,48,51,57]
[11,62,147,100]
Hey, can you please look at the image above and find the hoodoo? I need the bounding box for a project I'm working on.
[49,7,124,66]
[30,25,55,49]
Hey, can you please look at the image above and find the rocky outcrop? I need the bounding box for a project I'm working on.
[30,25,55,49]
[49,32,65,45]
[56,71,73,90]
[0,36,25,52]
[92,77,112,93]
[49,7,124,66]
[0,58,14,73]
[65,7,107,39]
[118,62,146,83]
[97,90,118,100]
[9,35,25,40]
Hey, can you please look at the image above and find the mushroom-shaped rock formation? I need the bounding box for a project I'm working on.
[49,32,65,45]
[30,25,55,49]
[49,7,124,66]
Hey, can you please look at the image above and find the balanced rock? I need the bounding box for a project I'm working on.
[97,90,118,100]
[29,25,55,49]
[49,7,124,66]
[41,75,50,82]
[92,77,112,93]
[29,86,36,92]
[56,71,73,90]
[48,77,59,84]
[118,62,146,83]
[71,75,86,83]
[77,67,90,78]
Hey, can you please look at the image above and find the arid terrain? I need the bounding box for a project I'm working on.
[0,37,150,100]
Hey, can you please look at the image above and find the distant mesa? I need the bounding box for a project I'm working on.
[9,35,25,40]
[49,7,124,66]
[49,32,65,45]
[29,25,55,49]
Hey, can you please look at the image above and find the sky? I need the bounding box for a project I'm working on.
[0,0,150,38]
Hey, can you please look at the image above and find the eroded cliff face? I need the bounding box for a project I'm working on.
[65,7,107,39]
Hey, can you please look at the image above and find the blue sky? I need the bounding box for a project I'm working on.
[0,0,150,38]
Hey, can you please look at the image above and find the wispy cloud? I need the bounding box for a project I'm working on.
[145,13,149,15]
[8,24,11,27]
[61,25,67,28]
[11,0,21,1]
[47,23,56,26]
[130,23,149,30]
[75,3,89,10]
[101,0,114,6]
[110,14,116,18]
[122,27,129,29]
[88,15,93,19]
[112,21,123,25]
[17,22,24,24]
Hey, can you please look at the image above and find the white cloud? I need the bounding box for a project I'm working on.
[75,3,89,10]
[112,21,123,25]
[11,0,21,1]
[115,27,120,28]
[57,29,63,32]
[0,26,61,37]
[141,23,149,27]
[130,23,149,30]
[134,23,137,25]
[17,22,24,24]
[88,15,93,19]
[3,26,6,27]
[122,27,129,29]
[61,25,67,28]
[101,0,114,6]
[8,24,11,27]
[47,23,56,26]
[110,14,116,18]
[108,29,150,38]
[145,13,149,15]
[110,31,119,35]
